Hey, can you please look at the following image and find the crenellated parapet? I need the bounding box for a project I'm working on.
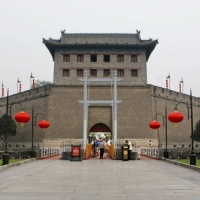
[151,85,200,107]
[0,84,51,107]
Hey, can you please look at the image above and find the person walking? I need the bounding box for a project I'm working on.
[99,139,105,159]
[95,140,100,157]
[126,140,132,160]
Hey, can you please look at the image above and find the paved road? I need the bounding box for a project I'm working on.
[0,156,200,200]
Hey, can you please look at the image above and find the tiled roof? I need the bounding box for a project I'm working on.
[43,31,158,61]
[60,33,140,45]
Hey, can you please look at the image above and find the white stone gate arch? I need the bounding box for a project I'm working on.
[79,71,122,151]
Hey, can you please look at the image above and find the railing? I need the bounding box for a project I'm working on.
[0,148,31,159]
[140,145,200,160]
[40,147,60,159]
[140,147,159,159]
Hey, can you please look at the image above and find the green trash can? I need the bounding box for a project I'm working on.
[190,153,196,165]
[2,152,9,165]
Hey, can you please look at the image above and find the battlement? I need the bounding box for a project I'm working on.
[0,85,51,106]
[151,85,200,106]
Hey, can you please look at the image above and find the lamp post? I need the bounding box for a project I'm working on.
[30,106,50,158]
[6,90,31,143]
[2,90,30,165]
[149,106,169,158]
[168,90,195,165]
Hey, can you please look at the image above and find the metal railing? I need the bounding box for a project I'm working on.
[40,146,60,158]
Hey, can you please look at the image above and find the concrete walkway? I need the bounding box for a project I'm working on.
[0,156,200,200]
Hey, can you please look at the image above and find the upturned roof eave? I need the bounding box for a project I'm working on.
[43,38,158,47]
[43,38,158,61]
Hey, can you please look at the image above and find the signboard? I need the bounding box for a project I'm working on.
[70,145,82,161]
[72,146,80,157]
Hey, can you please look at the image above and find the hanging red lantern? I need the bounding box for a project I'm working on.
[149,120,161,130]
[168,110,184,127]
[38,120,50,129]
[14,111,30,126]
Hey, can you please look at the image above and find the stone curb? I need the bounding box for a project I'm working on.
[162,158,200,172]
[0,158,37,171]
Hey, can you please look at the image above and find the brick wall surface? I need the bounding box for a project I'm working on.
[53,52,147,85]
[1,84,200,146]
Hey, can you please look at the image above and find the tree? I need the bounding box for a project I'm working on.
[34,79,52,88]
[0,114,17,150]
[193,120,200,142]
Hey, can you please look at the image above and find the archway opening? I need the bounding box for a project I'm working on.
[88,123,112,159]
[90,123,111,132]
[89,123,111,141]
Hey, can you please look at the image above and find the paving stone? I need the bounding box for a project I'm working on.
[0,156,200,200]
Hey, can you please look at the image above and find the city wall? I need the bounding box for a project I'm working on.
[0,84,200,147]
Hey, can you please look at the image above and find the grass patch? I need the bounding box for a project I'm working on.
[174,159,200,166]
[0,159,25,166]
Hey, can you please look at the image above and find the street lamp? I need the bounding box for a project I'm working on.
[149,106,169,158]
[6,90,30,146]
[168,90,196,165]
[30,106,50,158]
[2,90,30,165]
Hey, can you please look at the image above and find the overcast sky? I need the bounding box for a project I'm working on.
[0,0,200,96]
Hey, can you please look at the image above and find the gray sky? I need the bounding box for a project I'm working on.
[0,0,200,96]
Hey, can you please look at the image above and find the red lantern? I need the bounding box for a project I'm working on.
[38,120,50,129]
[149,120,161,130]
[168,110,184,127]
[15,111,30,126]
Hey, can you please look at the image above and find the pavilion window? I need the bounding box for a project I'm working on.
[63,69,70,77]
[131,70,138,77]
[91,54,97,62]
[131,55,137,62]
[117,69,124,77]
[77,69,83,77]
[77,55,84,62]
[103,69,110,77]
[104,55,110,62]
[63,55,70,62]
[90,69,97,77]
[117,55,124,62]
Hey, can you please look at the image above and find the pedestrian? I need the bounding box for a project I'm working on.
[99,139,105,159]
[103,141,109,158]
[126,140,132,160]
[95,140,100,157]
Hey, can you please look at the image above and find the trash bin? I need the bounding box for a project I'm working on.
[164,150,169,159]
[2,152,9,165]
[190,153,196,165]
[121,145,129,161]
[29,150,36,158]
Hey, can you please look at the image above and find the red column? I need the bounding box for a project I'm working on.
[2,83,4,97]
[19,83,22,93]
[166,79,168,89]
[32,79,35,89]
[179,83,182,93]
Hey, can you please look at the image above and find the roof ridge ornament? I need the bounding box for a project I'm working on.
[136,29,141,41]
[61,29,65,35]
[136,29,141,35]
